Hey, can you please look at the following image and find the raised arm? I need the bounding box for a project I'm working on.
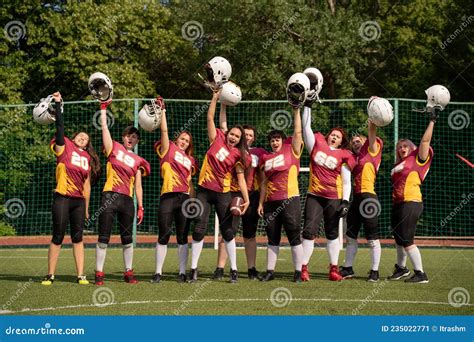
[160,109,169,155]
[53,92,65,154]
[100,100,113,156]
[292,107,303,155]
[302,106,315,153]
[219,103,228,133]
[418,121,435,161]
[367,120,377,154]
[207,90,220,144]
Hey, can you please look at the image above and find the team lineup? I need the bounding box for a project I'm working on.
[31,57,452,286]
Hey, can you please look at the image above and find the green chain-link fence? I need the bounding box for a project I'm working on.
[1,99,472,240]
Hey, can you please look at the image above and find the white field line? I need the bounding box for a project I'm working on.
[0,297,471,315]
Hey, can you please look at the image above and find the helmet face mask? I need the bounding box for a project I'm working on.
[303,67,324,102]
[33,95,61,125]
[425,85,450,111]
[205,56,232,87]
[88,72,113,102]
[138,99,163,132]
[287,72,310,108]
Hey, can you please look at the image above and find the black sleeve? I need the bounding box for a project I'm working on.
[55,101,65,146]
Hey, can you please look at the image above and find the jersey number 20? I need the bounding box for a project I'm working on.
[71,152,89,171]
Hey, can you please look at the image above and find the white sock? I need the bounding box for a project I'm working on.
[406,246,423,272]
[267,245,279,271]
[123,243,134,271]
[191,239,203,269]
[344,237,358,267]
[155,243,167,275]
[291,244,304,271]
[368,239,381,271]
[95,243,107,272]
[326,239,340,266]
[302,238,314,265]
[224,239,237,270]
[396,244,407,267]
[178,244,188,275]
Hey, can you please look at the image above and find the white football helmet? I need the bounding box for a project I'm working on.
[88,72,113,101]
[205,56,232,86]
[219,81,242,106]
[303,67,324,103]
[367,96,394,127]
[138,97,164,132]
[425,85,450,111]
[287,72,310,108]
[32,95,62,125]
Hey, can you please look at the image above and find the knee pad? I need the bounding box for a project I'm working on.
[176,234,188,245]
[97,242,108,249]
[325,230,338,241]
[51,234,64,246]
[287,231,301,246]
[221,228,235,242]
[123,243,133,249]
[192,231,205,242]
[302,230,316,241]
[121,234,133,246]
[402,241,414,248]
[98,234,111,245]
[71,231,83,244]
[158,234,171,245]
[346,236,358,248]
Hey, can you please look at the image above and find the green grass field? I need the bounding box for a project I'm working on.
[0,247,472,316]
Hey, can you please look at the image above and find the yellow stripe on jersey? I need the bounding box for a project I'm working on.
[161,162,183,195]
[222,172,231,193]
[368,142,381,157]
[360,163,376,194]
[55,163,79,196]
[336,174,342,199]
[265,181,277,201]
[287,165,299,198]
[103,162,124,192]
[308,164,324,194]
[403,171,423,202]
[129,175,135,197]
[198,156,216,185]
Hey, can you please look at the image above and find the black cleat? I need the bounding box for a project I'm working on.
[150,273,162,284]
[293,270,302,283]
[367,270,379,282]
[404,270,429,283]
[339,266,355,279]
[387,264,410,280]
[230,269,238,283]
[247,267,258,280]
[188,268,198,283]
[258,270,275,282]
[177,273,187,283]
[212,267,224,280]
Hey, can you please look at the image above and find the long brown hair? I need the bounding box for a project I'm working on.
[325,127,350,150]
[227,125,249,169]
[175,131,194,157]
[71,132,101,185]
[395,139,416,163]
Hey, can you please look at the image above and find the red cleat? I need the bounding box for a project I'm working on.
[328,264,343,281]
[301,264,310,281]
[124,269,138,284]
[95,271,105,286]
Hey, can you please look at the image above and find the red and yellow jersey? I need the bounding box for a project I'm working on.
[198,129,244,193]
[230,147,267,192]
[308,132,356,199]
[391,147,433,203]
[103,141,151,197]
[261,138,303,202]
[353,137,383,194]
[50,137,91,198]
[155,140,198,195]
